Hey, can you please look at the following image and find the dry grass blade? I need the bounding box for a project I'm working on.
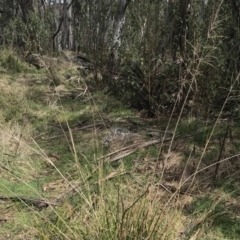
[98,171,128,182]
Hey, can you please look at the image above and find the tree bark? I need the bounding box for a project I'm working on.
[172,0,191,61]
[18,0,34,23]
[112,0,131,70]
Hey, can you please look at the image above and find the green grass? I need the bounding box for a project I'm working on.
[0,48,34,74]
[1,49,240,239]
[183,193,240,239]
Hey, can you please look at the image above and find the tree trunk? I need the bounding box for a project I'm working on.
[172,0,191,61]
[112,0,130,70]
[68,1,73,50]
[18,0,34,23]
[62,0,73,50]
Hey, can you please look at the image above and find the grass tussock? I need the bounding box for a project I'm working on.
[0,48,240,239]
[0,48,34,74]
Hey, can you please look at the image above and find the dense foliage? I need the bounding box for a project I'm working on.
[0,0,240,116]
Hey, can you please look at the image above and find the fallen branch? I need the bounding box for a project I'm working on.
[101,130,206,162]
[0,196,58,209]
[98,137,170,162]
[105,138,172,162]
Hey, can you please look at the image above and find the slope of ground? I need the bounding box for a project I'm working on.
[0,50,240,239]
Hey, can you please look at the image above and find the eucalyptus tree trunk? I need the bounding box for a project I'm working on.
[62,0,73,50]
[18,0,34,23]
[157,0,175,60]
[34,0,45,18]
[172,0,191,62]
[52,1,63,52]
[62,0,69,49]
[112,0,130,70]
[52,0,73,51]
[68,1,73,50]
[63,0,68,49]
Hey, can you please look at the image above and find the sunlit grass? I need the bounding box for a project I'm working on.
[0,49,240,239]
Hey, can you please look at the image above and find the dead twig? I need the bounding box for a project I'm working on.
[0,196,58,209]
